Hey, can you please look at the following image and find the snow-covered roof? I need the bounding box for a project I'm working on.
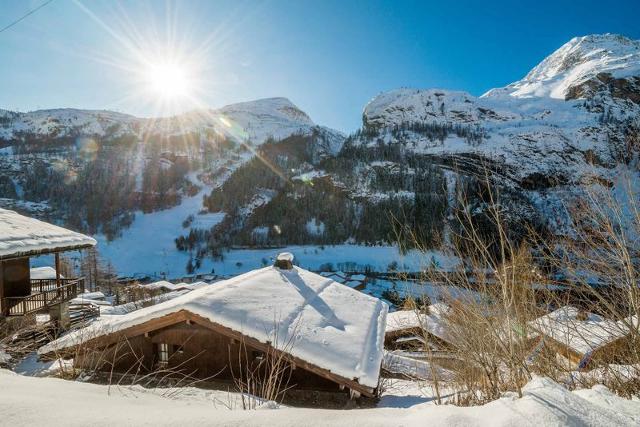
[30,266,62,280]
[139,280,210,292]
[385,303,451,344]
[0,209,96,260]
[529,306,638,355]
[75,291,105,301]
[41,265,388,388]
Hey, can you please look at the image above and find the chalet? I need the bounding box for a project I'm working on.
[528,306,639,370]
[0,208,96,325]
[384,303,454,351]
[40,253,388,398]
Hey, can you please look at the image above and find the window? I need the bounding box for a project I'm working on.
[156,343,169,367]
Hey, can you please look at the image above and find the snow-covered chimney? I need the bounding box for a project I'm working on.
[275,252,294,270]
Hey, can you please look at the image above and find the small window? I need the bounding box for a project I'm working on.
[157,343,169,367]
[252,350,265,361]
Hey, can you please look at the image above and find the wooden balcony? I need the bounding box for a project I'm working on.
[1,278,85,317]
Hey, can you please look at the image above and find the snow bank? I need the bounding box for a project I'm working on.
[0,208,96,259]
[0,370,637,426]
[41,266,388,389]
[0,348,10,364]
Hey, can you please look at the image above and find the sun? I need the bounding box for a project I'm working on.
[145,61,193,101]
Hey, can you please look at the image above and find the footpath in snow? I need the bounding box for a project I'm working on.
[0,369,638,426]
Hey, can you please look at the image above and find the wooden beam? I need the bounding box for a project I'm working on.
[55,253,61,290]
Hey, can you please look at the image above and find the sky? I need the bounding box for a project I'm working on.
[1,0,639,132]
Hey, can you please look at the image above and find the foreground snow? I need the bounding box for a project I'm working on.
[0,370,638,426]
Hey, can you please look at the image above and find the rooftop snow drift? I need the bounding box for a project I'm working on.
[41,265,389,389]
[0,208,96,260]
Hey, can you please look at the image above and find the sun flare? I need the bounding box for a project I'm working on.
[145,62,192,101]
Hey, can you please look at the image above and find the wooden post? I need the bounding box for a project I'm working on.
[55,253,61,296]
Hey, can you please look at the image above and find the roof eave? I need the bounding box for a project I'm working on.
[0,242,96,261]
[42,309,379,397]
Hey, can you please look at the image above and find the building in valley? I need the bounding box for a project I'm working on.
[0,208,96,324]
[384,303,455,351]
[40,254,388,398]
[528,306,639,370]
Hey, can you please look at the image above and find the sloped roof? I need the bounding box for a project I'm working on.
[41,266,388,389]
[0,209,96,259]
[385,303,452,344]
[529,306,638,355]
[139,280,209,292]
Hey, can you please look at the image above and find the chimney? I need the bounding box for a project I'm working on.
[275,252,294,270]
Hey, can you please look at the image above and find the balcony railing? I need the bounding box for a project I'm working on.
[1,278,85,317]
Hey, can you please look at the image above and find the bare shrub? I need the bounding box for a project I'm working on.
[395,171,640,403]
[230,321,298,409]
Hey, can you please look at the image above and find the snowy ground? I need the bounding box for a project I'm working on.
[0,369,638,426]
[77,167,460,280]
[96,215,457,279]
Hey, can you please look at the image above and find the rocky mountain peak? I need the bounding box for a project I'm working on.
[486,33,640,100]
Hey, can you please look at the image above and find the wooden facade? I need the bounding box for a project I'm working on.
[0,254,85,318]
[0,258,31,302]
[538,333,639,370]
[63,310,376,397]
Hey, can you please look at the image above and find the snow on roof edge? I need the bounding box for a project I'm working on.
[41,265,388,389]
[0,208,96,260]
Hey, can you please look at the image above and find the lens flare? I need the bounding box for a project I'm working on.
[146,62,192,100]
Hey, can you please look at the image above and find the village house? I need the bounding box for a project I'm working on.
[0,208,96,325]
[384,303,454,351]
[40,253,388,399]
[528,306,639,370]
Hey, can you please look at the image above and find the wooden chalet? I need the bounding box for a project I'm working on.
[384,303,455,351]
[0,208,96,322]
[528,306,639,370]
[41,254,388,398]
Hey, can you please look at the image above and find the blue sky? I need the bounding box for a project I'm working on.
[1,0,639,131]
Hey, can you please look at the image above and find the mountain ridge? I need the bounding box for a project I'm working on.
[0,33,638,275]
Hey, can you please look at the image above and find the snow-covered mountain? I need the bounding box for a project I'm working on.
[360,33,640,191]
[1,33,638,277]
[0,108,138,141]
[484,34,640,100]
[0,97,341,148]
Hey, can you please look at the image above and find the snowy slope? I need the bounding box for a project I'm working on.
[484,34,640,99]
[1,369,639,426]
[363,88,515,129]
[141,97,329,145]
[0,108,137,141]
[0,97,342,150]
